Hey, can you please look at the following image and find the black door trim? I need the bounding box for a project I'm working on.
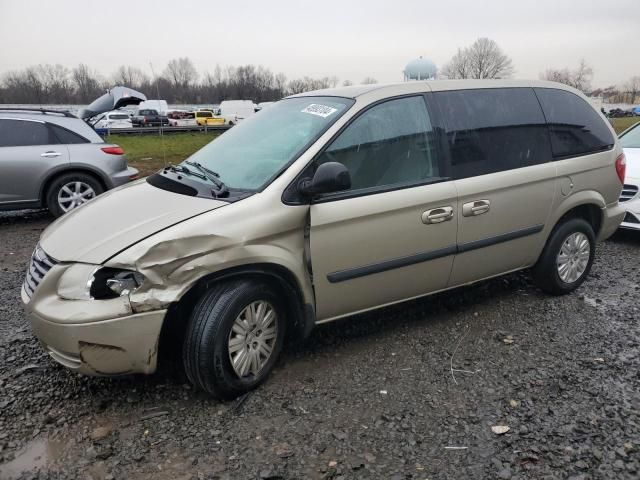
[457,224,544,253]
[326,224,544,283]
[327,245,457,283]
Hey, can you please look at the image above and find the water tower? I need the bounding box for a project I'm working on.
[403,56,437,81]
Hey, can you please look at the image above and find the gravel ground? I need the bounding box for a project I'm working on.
[0,210,639,480]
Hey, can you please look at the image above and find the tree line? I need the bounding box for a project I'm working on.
[0,59,376,105]
[1,43,637,105]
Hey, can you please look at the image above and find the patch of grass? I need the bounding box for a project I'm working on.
[107,132,221,177]
[611,117,640,135]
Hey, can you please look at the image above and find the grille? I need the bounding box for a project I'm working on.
[624,212,640,224]
[620,184,639,203]
[23,245,57,299]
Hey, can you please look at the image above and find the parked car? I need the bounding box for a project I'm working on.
[194,110,224,126]
[0,90,141,217]
[92,111,133,130]
[167,110,197,127]
[132,109,169,127]
[22,80,625,399]
[608,108,634,118]
[618,122,640,229]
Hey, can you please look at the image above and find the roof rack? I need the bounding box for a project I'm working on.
[0,107,76,118]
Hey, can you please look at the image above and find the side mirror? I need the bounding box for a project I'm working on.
[299,162,351,196]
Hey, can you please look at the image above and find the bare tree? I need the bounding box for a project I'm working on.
[113,66,149,90]
[164,57,198,89]
[542,59,594,93]
[361,77,378,84]
[624,76,640,104]
[442,38,513,79]
[440,48,472,79]
[72,64,103,102]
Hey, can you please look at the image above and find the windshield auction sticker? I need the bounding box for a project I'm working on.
[301,104,338,118]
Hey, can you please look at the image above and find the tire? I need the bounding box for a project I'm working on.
[183,280,286,399]
[45,172,104,218]
[532,218,596,295]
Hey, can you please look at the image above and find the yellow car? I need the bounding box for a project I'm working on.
[194,110,225,126]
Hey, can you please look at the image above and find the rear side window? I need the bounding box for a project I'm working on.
[433,88,552,179]
[49,124,89,144]
[535,88,614,158]
[316,96,441,192]
[0,119,51,147]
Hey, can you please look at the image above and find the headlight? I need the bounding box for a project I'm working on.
[90,268,145,299]
[58,265,144,300]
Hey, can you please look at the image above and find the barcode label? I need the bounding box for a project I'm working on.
[301,104,338,118]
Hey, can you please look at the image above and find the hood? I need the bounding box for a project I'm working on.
[624,147,640,180]
[79,86,147,120]
[40,181,227,264]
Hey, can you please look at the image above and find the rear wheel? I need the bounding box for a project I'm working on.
[532,218,595,295]
[183,280,286,399]
[45,172,103,217]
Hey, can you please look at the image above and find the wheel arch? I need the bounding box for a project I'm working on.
[40,167,109,206]
[532,192,605,266]
[158,263,316,363]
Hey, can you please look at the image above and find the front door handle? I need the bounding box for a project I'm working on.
[462,199,490,217]
[422,206,454,224]
[40,151,62,158]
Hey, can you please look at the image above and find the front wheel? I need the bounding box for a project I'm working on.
[183,280,286,399]
[532,218,595,295]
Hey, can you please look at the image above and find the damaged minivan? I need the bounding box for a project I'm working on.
[23,80,625,399]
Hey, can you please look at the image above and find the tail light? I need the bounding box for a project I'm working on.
[101,146,124,155]
[615,153,626,184]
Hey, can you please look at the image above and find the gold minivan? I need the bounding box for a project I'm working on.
[22,80,626,399]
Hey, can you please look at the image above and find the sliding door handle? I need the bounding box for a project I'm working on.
[422,206,454,224]
[462,200,490,217]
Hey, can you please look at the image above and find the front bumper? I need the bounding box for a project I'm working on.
[619,179,640,231]
[22,283,166,376]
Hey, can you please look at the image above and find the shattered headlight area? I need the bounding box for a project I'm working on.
[90,268,145,299]
[57,264,145,300]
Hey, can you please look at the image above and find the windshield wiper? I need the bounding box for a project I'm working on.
[185,161,229,197]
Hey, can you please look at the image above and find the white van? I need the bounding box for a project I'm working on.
[219,100,255,125]
[137,100,169,115]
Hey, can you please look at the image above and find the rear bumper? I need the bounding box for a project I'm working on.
[109,166,139,187]
[599,202,626,241]
[23,285,166,376]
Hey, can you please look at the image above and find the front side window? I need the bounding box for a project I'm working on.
[315,96,441,192]
[0,119,51,147]
[183,97,353,190]
[535,88,614,158]
[434,88,551,180]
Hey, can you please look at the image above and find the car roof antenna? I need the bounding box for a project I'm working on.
[150,62,167,168]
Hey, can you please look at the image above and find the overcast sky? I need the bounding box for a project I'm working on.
[0,0,637,88]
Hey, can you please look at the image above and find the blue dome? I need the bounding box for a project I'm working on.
[404,57,437,80]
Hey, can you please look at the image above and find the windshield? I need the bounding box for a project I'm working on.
[621,123,640,148]
[182,96,354,190]
[109,114,129,120]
